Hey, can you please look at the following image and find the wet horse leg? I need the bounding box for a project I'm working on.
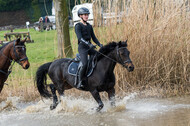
[56,82,65,102]
[90,89,104,112]
[106,87,116,107]
[49,84,58,110]
[49,77,65,109]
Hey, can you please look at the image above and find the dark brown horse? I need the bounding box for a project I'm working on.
[0,38,30,93]
[35,41,134,111]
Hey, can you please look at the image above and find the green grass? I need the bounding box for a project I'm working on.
[0,28,77,79]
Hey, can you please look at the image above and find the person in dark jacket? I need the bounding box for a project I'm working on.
[44,16,50,23]
[75,7,103,88]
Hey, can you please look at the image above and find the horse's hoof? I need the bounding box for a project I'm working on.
[96,105,104,112]
[91,107,102,112]
[96,107,103,112]
[111,103,116,107]
[96,107,101,112]
[50,104,57,110]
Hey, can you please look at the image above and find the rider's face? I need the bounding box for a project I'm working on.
[80,14,89,22]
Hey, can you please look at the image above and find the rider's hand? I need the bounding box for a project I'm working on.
[99,44,103,48]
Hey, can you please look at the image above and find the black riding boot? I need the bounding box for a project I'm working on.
[77,66,87,89]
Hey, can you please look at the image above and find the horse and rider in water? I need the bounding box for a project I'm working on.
[35,7,134,111]
[0,7,134,112]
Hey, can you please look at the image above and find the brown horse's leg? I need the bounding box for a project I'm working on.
[90,89,104,112]
[106,87,116,107]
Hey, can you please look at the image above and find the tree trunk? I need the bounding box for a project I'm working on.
[54,0,73,58]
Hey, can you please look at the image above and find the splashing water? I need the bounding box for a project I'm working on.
[0,94,190,126]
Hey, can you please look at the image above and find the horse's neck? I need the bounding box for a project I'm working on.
[98,53,117,74]
[0,45,12,70]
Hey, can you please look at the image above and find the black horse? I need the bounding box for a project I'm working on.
[0,38,30,93]
[35,41,134,111]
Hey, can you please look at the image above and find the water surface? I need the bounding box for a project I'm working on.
[0,94,190,126]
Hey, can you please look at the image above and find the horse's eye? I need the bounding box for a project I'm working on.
[120,50,125,55]
[18,49,22,52]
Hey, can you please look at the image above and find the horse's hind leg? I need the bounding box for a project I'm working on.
[106,87,116,107]
[90,89,104,112]
[50,76,66,105]
[49,84,58,110]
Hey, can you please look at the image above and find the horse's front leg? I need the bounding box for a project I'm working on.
[106,87,116,107]
[90,89,104,112]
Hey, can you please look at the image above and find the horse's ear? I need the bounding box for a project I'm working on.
[15,38,21,45]
[125,39,128,47]
[125,39,128,43]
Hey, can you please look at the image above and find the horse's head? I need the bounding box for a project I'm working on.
[10,38,30,69]
[115,40,134,72]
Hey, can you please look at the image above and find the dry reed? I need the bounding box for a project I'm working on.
[93,0,190,97]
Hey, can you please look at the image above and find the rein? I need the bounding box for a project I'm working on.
[0,61,16,76]
[0,70,8,75]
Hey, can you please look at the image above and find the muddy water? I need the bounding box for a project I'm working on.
[0,94,190,126]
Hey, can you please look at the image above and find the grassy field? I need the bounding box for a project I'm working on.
[1,29,55,77]
[0,0,190,101]
[0,28,78,77]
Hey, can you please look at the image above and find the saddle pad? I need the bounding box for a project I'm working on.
[68,62,93,77]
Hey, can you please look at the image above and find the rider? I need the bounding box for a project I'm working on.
[75,7,103,88]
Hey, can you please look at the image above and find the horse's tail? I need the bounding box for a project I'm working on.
[35,62,52,98]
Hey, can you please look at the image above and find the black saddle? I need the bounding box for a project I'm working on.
[68,54,97,77]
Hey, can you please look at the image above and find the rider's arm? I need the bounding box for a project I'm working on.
[90,25,101,46]
[75,24,89,45]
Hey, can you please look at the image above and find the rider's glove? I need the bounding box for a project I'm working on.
[89,43,96,49]
[99,44,103,48]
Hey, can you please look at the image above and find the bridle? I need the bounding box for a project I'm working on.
[96,46,132,67]
[116,46,132,67]
[0,40,28,75]
[13,40,28,65]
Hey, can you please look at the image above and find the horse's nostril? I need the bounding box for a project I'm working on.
[128,66,134,71]
[25,64,30,69]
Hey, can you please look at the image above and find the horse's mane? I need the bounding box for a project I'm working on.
[97,41,127,61]
[0,42,12,51]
